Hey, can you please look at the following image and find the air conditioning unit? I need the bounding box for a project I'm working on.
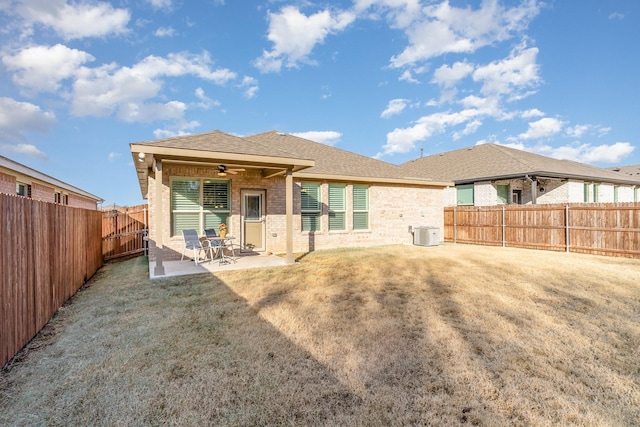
[413,226,440,247]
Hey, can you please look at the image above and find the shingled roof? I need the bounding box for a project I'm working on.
[609,164,640,178]
[400,144,640,185]
[246,131,446,182]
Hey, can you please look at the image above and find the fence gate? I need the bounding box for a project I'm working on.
[102,204,148,260]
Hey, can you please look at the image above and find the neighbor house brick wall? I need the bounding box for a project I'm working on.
[473,181,496,206]
[67,194,98,210]
[30,182,54,202]
[147,166,445,261]
[0,171,16,195]
[617,185,635,202]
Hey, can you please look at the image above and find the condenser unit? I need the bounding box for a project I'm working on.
[413,226,440,247]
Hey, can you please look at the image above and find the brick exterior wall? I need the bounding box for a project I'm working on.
[67,194,98,210]
[147,166,445,260]
[30,182,54,202]
[0,171,16,195]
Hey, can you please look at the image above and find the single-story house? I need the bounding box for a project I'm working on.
[0,155,103,209]
[130,130,451,275]
[399,144,640,207]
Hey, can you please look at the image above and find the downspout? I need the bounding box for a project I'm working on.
[525,175,537,204]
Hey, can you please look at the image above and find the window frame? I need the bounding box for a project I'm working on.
[170,177,230,236]
[456,184,474,206]
[328,184,346,231]
[352,185,369,230]
[300,182,321,232]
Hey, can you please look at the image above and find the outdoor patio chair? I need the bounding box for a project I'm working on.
[181,229,212,265]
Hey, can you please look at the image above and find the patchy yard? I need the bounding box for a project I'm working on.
[1,244,639,426]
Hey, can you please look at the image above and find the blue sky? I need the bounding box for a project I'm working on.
[1,0,638,206]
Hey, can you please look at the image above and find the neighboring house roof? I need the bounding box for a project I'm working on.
[131,130,451,198]
[0,155,103,202]
[399,144,640,185]
[609,164,640,178]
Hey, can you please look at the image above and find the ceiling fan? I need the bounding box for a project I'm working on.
[216,164,245,177]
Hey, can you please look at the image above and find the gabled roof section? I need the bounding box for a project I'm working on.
[245,131,451,185]
[400,144,640,185]
[0,155,103,202]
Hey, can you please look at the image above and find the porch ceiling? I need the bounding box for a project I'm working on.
[130,145,314,199]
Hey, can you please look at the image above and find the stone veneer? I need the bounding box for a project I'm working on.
[147,165,445,261]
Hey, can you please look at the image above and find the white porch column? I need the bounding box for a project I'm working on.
[285,168,294,265]
[154,159,165,276]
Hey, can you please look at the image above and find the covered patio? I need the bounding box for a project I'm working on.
[148,252,290,279]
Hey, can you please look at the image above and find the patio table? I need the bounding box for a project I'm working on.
[206,236,238,265]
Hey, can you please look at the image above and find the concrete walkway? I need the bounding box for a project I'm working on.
[149,253,290,279]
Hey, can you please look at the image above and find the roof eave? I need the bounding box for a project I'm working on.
[454,171,640,186]
[294,172,453,187]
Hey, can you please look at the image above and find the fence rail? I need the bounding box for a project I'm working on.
[102,204,148,260]
[1,194,103,367]
[445,203,640,258]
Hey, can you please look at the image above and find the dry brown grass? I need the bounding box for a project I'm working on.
[1,244,639,426]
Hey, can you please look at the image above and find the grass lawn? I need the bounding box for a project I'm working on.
[1,244,639,426]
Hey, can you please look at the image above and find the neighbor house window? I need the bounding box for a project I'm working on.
[456,185,474,206]
[62,194,68,205]
[593,183,599,202]
[614,186,619,202]
[353,185,369,230]
[54,192,61,204]
[300,182,320,232]
[584,183,590,202]
[16,182,31,198]
[328,184,346,231]
[171,178,229,236]
[497,184,509,204]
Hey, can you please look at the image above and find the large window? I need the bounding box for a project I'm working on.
[301,182,320,231]
[16,182,30,197]
[457,185,474,206]
[329,184,346,231]
[171,178,229,236]
[353,185,369,230]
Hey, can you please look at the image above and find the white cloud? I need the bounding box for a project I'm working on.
[107,152,121,162]
[453,119,482,140]
[399,69,419,83]
[153,120,201,139]
[239,76,259,99]
[539,142,635,164]
[609,12,624,20]
[519,117,564,139]
[0,97,56,144]
[291,131,342,146]
[381,98,408,118]
[2,44,95,93]
[521,108,544,118]
[147,0,172,9]
[254,6,355,73]
[472,45,540,97]
[353,0,422,29]
[154,27,176,37]
[194,88,220,110]
[71,52,236,121]
[432,61,474,88]
[381,109,481,155]
[1,143,47,159]
[390,0,541,68]
[565,124,590,138]
[14,0,130,40]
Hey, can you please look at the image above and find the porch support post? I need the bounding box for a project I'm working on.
[285,168,295,265]
[154,159,165,276]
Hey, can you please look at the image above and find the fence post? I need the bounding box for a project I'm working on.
[453,206,457,244]
[502,205,506,247]
[565,205,570,253]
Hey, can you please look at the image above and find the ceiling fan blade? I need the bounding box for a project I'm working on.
[227,170,239,174]
[229,168,245,172]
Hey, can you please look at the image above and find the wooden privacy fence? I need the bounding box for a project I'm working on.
[102,204,148,260]
[445,203,640,258]
[1,194,103,367]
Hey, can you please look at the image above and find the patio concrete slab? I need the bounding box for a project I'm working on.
[149,253,290,279]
